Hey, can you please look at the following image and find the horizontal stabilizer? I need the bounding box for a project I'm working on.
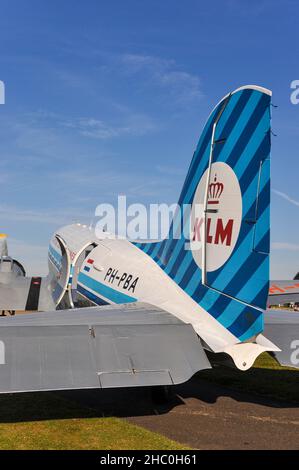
[0,302,210,393]
[264,309,299,369]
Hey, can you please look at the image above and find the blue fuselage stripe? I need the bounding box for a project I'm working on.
[77,284,109,306]
[78,272,137,304]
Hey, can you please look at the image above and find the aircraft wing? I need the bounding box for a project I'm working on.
[0,302,210,393]
[264,309,299,368]
[268,280,299,305]
[0,276,55,312]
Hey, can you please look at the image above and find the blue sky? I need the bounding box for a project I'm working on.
[0,0,298,277]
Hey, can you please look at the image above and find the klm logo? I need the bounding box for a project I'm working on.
[192,217,234,246]
[0,81,5,104]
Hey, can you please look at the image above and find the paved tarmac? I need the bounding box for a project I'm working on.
[128,378,299,449]
[57,375,299,450]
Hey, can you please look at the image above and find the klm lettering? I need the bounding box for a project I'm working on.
[193,217,234,246]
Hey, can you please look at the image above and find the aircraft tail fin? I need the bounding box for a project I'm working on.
[137,85,272,343]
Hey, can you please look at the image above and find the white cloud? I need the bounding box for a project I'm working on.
[7,118,80,163]
[272,242,299,251]
[0,204,87,226]
[51,167,176,201]
[62,113,156,140]
[13,107,156,145]
[121,54,203,104]
[272,189,299,208]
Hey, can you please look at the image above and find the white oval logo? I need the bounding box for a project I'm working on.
[190,162,242,272]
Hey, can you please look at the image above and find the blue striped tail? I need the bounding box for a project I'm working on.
[135,85,272,342]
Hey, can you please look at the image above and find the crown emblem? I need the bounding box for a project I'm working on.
[208,175,224,205]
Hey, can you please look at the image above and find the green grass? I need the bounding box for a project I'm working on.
[0,392,188,450]
[200,352,299,403]
[0,417,188,450]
